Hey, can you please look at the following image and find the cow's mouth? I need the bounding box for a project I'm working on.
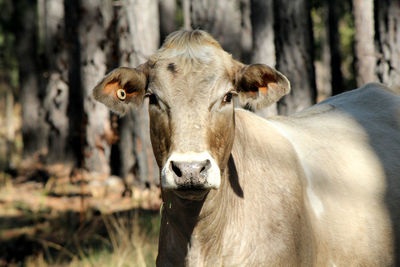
[173,186,210,201]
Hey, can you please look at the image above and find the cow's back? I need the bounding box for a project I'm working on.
[265,83,400,266]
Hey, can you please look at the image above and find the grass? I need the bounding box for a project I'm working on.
[7,209,160,267]
[0,170,161,267]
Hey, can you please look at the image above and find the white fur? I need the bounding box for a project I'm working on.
[264,119,325,218]
[161,152,221,189]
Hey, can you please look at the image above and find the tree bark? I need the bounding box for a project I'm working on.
[65,0,84,169]
[250,0,275,67]
[159,0,177,43]
[0,0,16,164]
[250,0,277,116]
[183,0,191,30]
[189,0,252,62]
[114,0,160,187]
[328,0,345,95]
[312,1,332,102]
[78,0,114,174]
[374,0,400,88]
[274,0,317,115]
[14,0,49,157]
[38,0,71,163]
[353,0,377,86]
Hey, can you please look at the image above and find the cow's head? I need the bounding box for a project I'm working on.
[93,30,290,200]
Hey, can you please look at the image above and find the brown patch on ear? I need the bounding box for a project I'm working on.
[236,64,278,93]
[247,91,258,97]
[104,81,120,95]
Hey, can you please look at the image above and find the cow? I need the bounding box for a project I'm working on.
[93,30,400,266]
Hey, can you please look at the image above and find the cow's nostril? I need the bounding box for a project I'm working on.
[171,161,182,177]
[200,159,211,174]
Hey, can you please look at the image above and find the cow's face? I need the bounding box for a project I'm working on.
[93,30,290,200]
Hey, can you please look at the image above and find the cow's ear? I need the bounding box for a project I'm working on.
[234,63,290,109]
[93,65,148,115]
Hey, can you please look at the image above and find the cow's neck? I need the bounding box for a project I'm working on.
[158,156,242,266]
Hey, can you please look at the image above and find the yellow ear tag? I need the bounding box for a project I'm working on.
[116,88,127,100]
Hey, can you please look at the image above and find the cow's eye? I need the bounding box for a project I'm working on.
[223,92,238,104]
[116,89,126,101]
[223,93,233,103]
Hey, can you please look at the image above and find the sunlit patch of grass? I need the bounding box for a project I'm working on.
[21,210,160,267]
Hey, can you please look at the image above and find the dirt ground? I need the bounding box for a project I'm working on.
[0,161,162,266]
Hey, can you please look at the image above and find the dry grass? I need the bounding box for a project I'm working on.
[0,168,160,267]
[22,211,160,267]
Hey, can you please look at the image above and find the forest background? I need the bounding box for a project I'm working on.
[0,0,399,266]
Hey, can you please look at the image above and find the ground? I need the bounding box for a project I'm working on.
[0,161,161,267]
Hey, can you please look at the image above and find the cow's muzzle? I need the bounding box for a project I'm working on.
[170,159,210,187]
[161,152,221,197]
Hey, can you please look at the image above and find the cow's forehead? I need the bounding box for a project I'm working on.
[148,52,232,103]
[146,30,236,104]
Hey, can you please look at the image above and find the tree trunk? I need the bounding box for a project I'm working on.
[114,0,160,187]
[159,0,177,43]
[38,0,71,163]
[189,0,252,62]
[183,0,191,30]
[14,0,49,157]
[0,76,15,169]
[312,1,332,102]
[0,0,17,168]
[374,0,400,88]
[274,0,317,115]
[328,0,345,95]
[250,0,277,116]
[250,0,275,67]
[353,0,377,87]
[78,0,114,174]
[65,0,84,169]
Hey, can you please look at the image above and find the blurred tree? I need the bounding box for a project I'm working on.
[182,0,191,30]
[38,0,71,163]
[250,0,278,116]
[189,0,252,62]
[327,0,345,95]
[0,0,17,88]
[76,0,114,174]
[0,0,17,168]
[250,0,275,67]
[159,0,178,43]
[113,0,160,188]
[0,0,18,156]
[64,0,84,171]
[311,0,332,101]
[274,0,317,115]
[374,0,400,87]
[13,0,49,157]
[353,0,376,86]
